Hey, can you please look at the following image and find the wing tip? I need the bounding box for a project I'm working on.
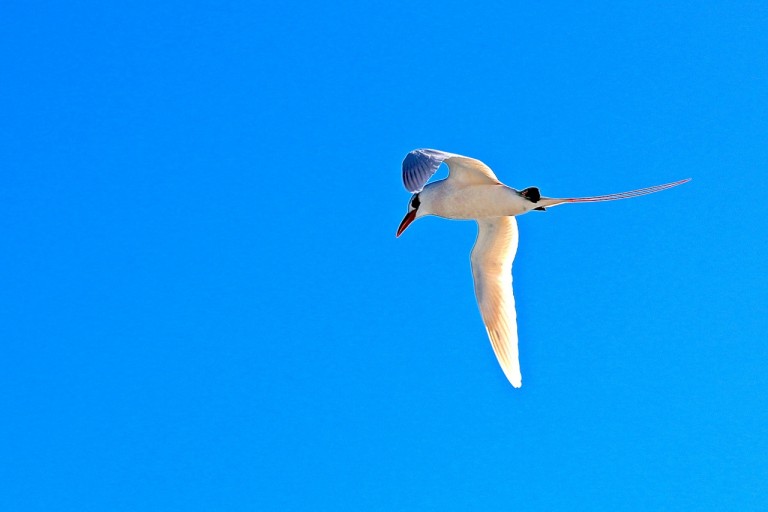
[501,369,522,388]
[402,149,449,193]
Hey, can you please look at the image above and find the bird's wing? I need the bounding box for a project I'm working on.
[402,148,501,193]
[470,216,522,388]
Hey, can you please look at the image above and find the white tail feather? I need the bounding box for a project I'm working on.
[536,178,690,208]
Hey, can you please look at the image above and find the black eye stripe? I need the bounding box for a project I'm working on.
[411,194,420,209]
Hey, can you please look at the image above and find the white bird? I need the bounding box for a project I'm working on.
[396,148,690,388]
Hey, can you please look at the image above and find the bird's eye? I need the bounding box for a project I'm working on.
[411,194,420,209]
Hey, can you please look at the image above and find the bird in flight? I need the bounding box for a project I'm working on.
[396,148,690,388]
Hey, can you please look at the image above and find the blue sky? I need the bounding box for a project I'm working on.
[2,1,767,510]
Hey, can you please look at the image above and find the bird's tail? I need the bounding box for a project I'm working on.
[534,178,691,208]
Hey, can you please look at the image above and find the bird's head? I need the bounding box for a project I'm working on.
[396,193,425,237]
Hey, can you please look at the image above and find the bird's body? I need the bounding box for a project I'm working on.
[419,181,534,219]
[396,148,690,388]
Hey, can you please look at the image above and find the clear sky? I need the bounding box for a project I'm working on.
[2,1,767,510]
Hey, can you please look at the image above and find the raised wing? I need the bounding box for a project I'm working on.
[470,216,522,388]
[402,148,501,193]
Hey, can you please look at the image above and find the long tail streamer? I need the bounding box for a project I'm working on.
[539,178,691,207]
[563,178,691,202]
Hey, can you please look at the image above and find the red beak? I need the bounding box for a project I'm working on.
[396,210,417,237]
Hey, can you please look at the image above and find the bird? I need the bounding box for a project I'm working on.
[396,148,690,388]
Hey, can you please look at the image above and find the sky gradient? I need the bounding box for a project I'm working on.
[2,1,767,510]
